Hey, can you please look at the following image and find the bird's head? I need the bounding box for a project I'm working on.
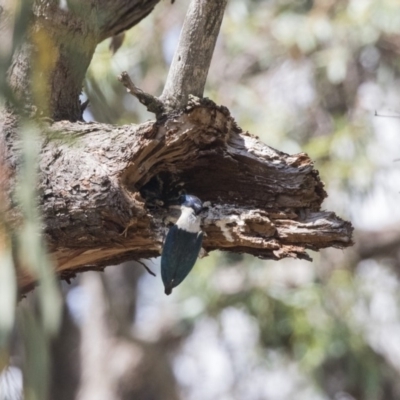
[179,194,203,215]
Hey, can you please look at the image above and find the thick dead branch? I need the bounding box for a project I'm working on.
[160,0,228,109]
[1,100,353,293]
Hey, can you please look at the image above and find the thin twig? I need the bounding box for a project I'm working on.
[137,260,156,277]
[118,71,165,116]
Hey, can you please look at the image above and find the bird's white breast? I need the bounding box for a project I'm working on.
[176,206,201,233]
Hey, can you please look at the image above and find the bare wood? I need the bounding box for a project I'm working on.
[160,0,228,109]
[1,100,353,293]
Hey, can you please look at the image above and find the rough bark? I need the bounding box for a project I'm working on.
[1,98,353,293]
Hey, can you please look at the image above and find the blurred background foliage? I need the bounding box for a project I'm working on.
[2,0,400,399]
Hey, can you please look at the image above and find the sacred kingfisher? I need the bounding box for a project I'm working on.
[161,194,204,295]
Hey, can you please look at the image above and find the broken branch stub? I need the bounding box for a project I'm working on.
[118,71,165,117]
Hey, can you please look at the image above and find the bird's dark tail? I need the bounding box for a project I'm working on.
[164,285,173,295]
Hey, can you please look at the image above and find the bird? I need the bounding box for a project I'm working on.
[161,194,204,295]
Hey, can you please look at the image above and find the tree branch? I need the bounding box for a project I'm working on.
[160,0,227,109]
[356,227,400,261]
[1,100,353,293]
[5,0,162,121]
[95,0,161,41]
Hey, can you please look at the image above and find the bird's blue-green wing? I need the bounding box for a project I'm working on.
[172,231,203,288]
[161,227,203,294]
[161,225,179,292]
